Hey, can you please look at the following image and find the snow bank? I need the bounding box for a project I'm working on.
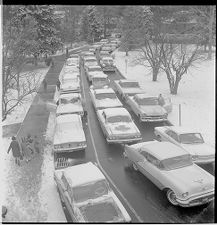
[114,50,215,146]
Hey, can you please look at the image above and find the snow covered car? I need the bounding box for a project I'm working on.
[53,114,86,153]
[85,65,103,81]
[154,126,215,164]
[65,57,79,68]
[100,57,116,72]
[56,93,84,117]
[123,141,215,207]
[114,79,146,99]
[60,71,80,83]
[83,56,98,69]
[99,51,113,60]
[60,76,80,94]
[101,46,112,53]
[90,88,123,110]
[126,94,171,122]
[90,73,109,89]
[62,65,79,74]
[96,107,142,144]
[54,162,131,222]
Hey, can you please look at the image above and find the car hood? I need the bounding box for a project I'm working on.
[54,125,85,145]
[96,98,122,109]
[166,164,214,195]
[139,105,166,115]
[57,103,83,114]
[181,143,215,156]
[108,122,139,135]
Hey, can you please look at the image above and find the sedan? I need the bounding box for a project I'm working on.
[113,79,146,100]
[85,65,103,81]
[124,141,214,207]
[89,72,109,89]
[90,88,123,110]
[60,76,80,94]
[100,56,116,72]
[53,114,86,153]
[54,162,131,222]
[56,93,84,117]
[96,107,142,144]
[154,126,215,164]
[126,93,171,122]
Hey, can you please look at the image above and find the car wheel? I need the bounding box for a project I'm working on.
[132,163,138,171]
[166,189,179,206]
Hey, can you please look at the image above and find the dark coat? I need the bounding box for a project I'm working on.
[7,140,21,157]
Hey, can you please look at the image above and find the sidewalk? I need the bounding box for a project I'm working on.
[2,54,66,222]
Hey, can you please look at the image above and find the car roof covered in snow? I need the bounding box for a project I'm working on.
[91,72,108,78]
[87,65,101,69]
[94,88,115,94]
[63,162,106,187]
[134,93,156,99]
[101,56,113,60]
[84,56,97,60]
[134,141,189,160]
[102,107,130,117]
[59,93,81,99]
[118,79,138,84]
[167,126,200,135]
[56,114,81,124]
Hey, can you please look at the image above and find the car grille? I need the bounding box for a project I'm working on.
[190,194,214,205]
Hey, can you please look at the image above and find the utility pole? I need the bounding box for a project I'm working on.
[208,5,215,60]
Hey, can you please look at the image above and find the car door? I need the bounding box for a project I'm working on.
[137,152,164,189]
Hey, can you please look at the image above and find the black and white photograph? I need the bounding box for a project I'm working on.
[1,5,215,223]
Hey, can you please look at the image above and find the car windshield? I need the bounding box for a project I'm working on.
[136,97,159,105]
[120,81,139,88]
[179,133,204,144]
[60,97,80,104]
[161,154,193,170]
[107,115,131,123]
[89,67,102,72]
[96,93,116,100]
[73,180,109,203]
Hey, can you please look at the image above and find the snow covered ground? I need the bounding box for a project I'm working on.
[114,50,215,146]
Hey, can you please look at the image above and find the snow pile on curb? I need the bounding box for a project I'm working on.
[114,50,215,146]
[38,90,66,222]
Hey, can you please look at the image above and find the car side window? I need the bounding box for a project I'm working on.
[166,130,179,142]
[145,153,159,166]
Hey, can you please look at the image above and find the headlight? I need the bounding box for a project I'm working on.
[182,192,189,198]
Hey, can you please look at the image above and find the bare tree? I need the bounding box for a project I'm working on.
[160,43,205,95]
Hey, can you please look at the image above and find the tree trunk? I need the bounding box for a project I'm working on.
[152,67,159,81]
[34,54,38,66]
[170,77,180,95]
[208,6,215,60]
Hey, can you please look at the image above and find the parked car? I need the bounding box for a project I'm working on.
[65,57,79,68]
[60,76,80,94]
[83,56,98,69]
[99,51,113,60]
[113,79,146,99]
[100,56,116,72]
[96,107,142,144]
[123,141,215,207]
[126,93,171,122]
[54,162,131,222]
[56,93,84,117]
[90,88,123,110]
[154,126,215,164]
[62,65,79,74]
[101,46,112,53]
[53,114,86,153]
[80,51,95,66]
[85,65,102,80]
[60,71,80,83]
[89,72,109,88]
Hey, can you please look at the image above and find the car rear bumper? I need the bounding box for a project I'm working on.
[140,117,168,122]
[102,67,116,71]
[106,137,142,144]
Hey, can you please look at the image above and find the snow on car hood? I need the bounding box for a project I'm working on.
[96,98,122,109]
[166,164,214,196]
[61,82,80,90]
[57,103,83,114]
[139,105,166,115]
[181,143,215,156]
[54,124,85,145]
[108,122,138,135]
